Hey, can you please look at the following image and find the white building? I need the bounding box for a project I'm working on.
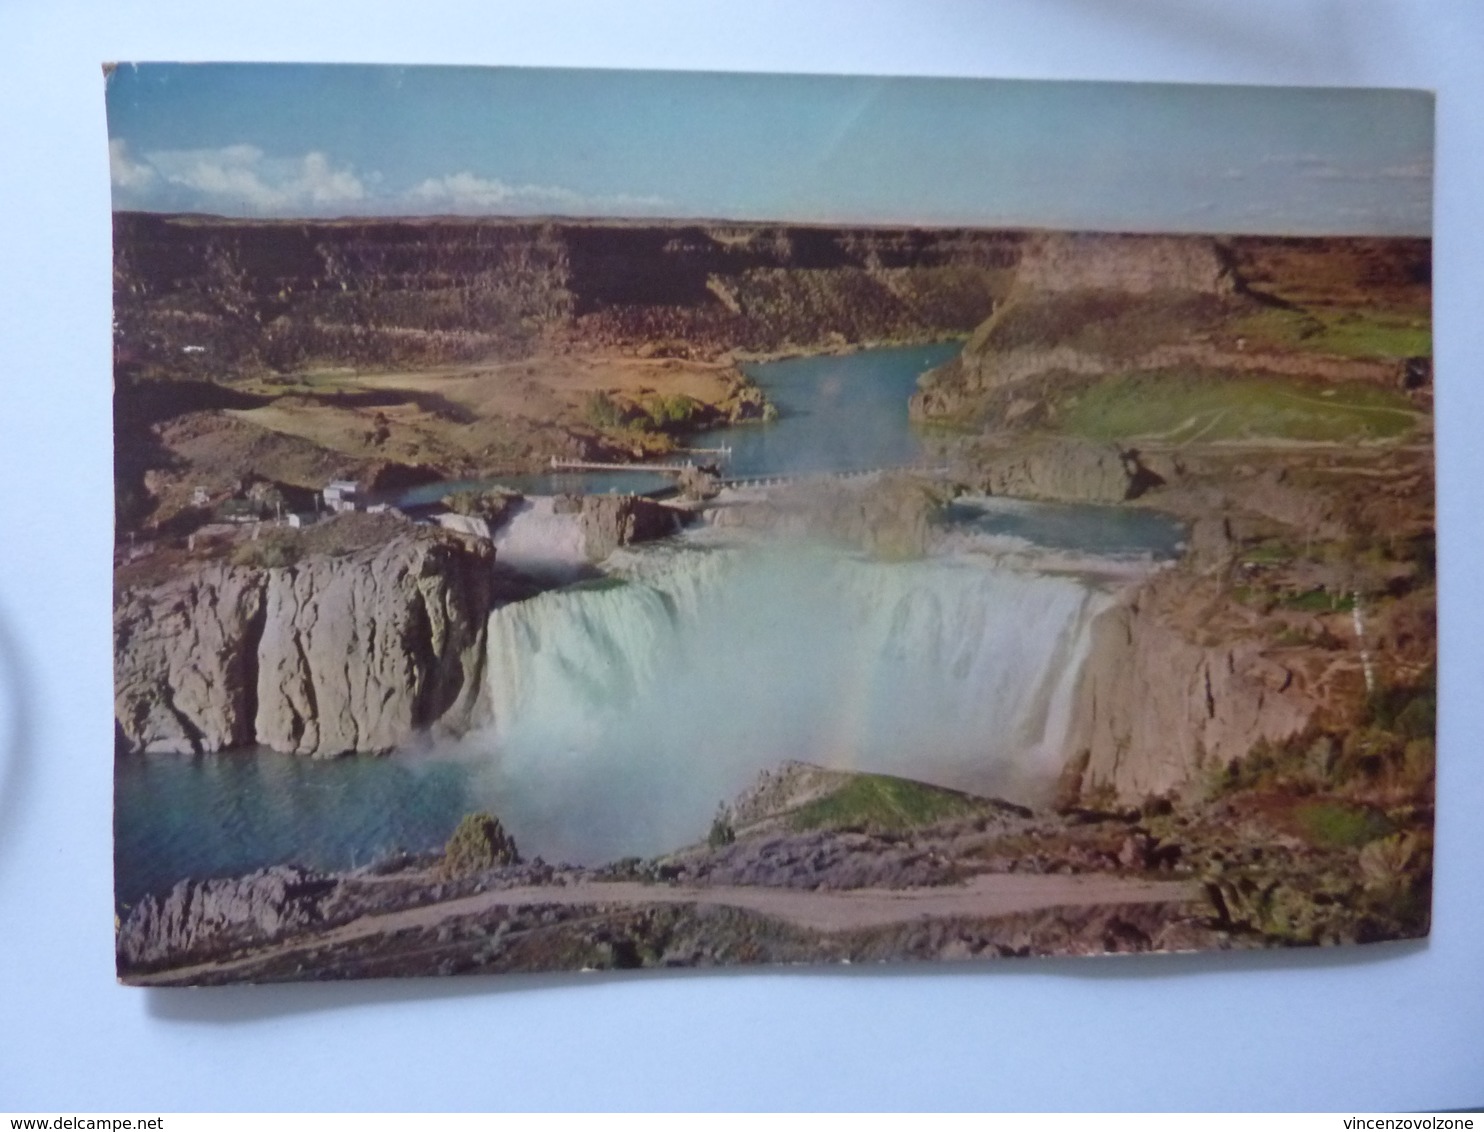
[322,480,361,513]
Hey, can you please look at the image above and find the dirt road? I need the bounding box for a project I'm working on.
[129,872,1201,984]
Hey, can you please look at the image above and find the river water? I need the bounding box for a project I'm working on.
[695,341,962,476]
[115,341,1186,906]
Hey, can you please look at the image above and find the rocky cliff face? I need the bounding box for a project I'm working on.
[951,438,1145,504]
[909,232,1429,429]
[114,565,267,755]
[113,214,1022,374]
[254,535,495,755]
[909,233,1244,425]
[1064,576,1314,803]
[114,531,495,757]
[117,865,342,970]
[1013,232,1236,296]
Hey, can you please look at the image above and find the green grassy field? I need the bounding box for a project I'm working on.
[1233,306,1431,359]
[1293,800,1394,848]
[1059,370,1422,445]
[787,772,990,832]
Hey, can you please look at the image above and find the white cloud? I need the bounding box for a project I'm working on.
[1261,152,1326,166]
[109,138,157,192]
[1256,153,1355,181]
[1378,160,1433,181]
[119,143,368,213]
[295,152,368,205]
[1260,151,1432,184]
[108,144,667,217]
[407,171,666,215]
[408,172,578,210]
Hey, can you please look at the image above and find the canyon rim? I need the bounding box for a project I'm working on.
[108,65,1436,984]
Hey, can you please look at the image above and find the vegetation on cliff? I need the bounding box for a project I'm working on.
[442,812,521,877]
[784,772,1000,833]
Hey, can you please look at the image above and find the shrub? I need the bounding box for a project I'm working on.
[1366,671,1436,740]
[443,487,522,526]
[1339,730,1390,786]
[1293,800,1393,848]
[1394,693,1436,742]
[583,391,624,429]
[707,805,736,849]
[1214,680,1437,802]
[1355,830,1434,937]
[115,477,154,532]
[646,393,701,429]
[1359,830,1431,890]
[442,812,520,877]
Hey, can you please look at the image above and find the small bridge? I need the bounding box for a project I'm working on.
[548,457,706,474]
[720,464,949,490]
[546,455,949,489]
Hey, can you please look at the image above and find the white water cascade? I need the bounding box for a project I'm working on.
[489,497,590,581]
[459,540,1112,865]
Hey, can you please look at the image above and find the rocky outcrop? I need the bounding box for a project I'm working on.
[483,494,678,581]
[676,465,723,500]
[117,865,341,969]
[1014,232,1236,296]
[710,475,942,557]
[575,495,680,560]
[954,438,1143,504]
[114,531,496,757]
[717,374,778,423]
[1065,579,1314,803]
[433,512,494,542]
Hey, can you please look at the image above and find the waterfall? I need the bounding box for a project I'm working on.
[461,541,1111,865]
[489,497,589,581]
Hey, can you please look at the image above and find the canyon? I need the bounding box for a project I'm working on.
[111,216,1436,981]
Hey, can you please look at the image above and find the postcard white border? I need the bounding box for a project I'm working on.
[0,0,1479,1112]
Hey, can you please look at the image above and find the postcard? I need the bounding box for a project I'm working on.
[108,64,1435,984]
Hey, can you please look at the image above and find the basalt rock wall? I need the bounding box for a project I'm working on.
[114,532,495,757]
[113,213,1023,372]
[908,233,1240,424]
[1064,575,1315,803]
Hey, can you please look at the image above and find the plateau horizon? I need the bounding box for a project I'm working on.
[105,208,1426,240]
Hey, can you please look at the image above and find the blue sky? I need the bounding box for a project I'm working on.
[105,64,1434,235]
